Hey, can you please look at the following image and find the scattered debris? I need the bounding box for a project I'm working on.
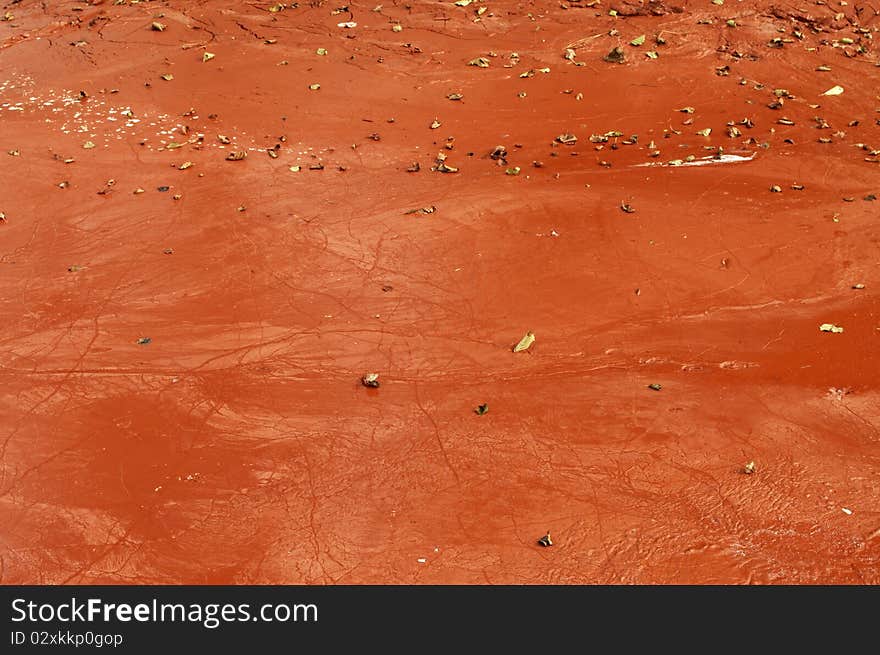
[474,404,489,415]
[743,461,756,475]
[468,57,490,68]
[361,373,380,388]
[537,531,553,547]
[309,83,321,90]
[647,383,662,391]
[151,21,166,32]
[226,151,247,161]
[770,185,782,193]
[852,283,865,290]
[513,331,535,353]
[819,323,844,333]
[620,202,635,214]
[555,133,577,145]
[505,167,521,175]
[821,85,844,97]
[406,162,420,172]
[178,161,193,170]
[203,52,215,62]
[136,337,152,345]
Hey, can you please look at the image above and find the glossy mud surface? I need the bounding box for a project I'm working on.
[1,0,879,583]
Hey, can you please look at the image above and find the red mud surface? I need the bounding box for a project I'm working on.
[1,0,879,584]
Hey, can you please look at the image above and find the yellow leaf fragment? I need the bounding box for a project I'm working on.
[513,331,536,352]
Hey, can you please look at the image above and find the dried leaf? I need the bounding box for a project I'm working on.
[404,206,436,215]
[603,47,625,64]
[630,34,646,46]
[513,331,535,353]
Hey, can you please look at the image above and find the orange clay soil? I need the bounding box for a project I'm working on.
[1,0,878,584]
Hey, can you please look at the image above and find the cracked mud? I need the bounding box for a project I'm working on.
[0,0,878,584]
